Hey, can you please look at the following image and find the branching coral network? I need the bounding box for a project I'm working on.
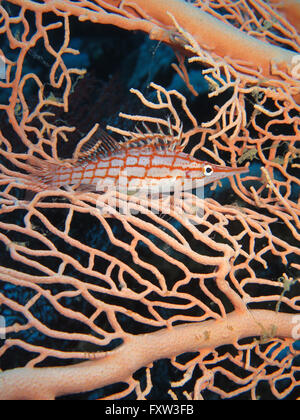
[0,0,299,400]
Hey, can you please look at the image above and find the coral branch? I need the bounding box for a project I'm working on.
[0,310,296,400]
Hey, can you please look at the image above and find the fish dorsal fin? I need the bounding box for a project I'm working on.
[73,125,122,163]
[122,121,184,152]
[123,136,173,152]
[122,124,183,153]
[73,123,184,164]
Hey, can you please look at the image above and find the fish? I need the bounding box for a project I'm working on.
[25,126,249,195]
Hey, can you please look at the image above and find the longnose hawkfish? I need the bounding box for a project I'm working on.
[26,126,249,195]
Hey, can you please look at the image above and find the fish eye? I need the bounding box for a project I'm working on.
[204,165,213,176]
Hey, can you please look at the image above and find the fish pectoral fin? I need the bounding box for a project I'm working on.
[71,184,97,193]
[126,188,141,196]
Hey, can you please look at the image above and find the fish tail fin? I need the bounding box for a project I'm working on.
[25,156,59,191]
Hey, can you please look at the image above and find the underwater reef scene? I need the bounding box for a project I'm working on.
[0,0,299,400]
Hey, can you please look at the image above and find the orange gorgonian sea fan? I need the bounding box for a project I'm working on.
[0,0,299,400]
